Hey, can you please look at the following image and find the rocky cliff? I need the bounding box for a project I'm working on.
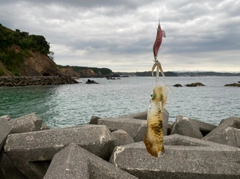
[0,24,114,78]
[0,48,60,76]
[58,65,116,78]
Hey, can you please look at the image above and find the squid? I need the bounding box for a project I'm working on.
[143,22,168,157]
[143,84,167,157]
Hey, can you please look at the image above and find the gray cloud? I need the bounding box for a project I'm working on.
[0,0,239,72]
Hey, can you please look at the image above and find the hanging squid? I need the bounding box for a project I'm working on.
[143,22,170,158]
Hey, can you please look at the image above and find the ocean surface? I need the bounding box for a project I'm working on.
[0,76,239,128]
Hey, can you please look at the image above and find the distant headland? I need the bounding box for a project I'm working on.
[1,24,239,79]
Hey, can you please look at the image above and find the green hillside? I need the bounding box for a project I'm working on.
[0,24,53,76]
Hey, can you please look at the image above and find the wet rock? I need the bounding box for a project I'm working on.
[225,83,240,87]
[171,115,216,138]
[173,84,182,87]
[4,125,115,179]
[110,134,240,179]
[44,144,137,179]
[86,79,98,84]
[203,116,240,147]
[186,82,205,87]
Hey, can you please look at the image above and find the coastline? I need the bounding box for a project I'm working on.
[0,76,78,87]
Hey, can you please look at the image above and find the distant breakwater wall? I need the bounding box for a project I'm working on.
[0,76,78,87]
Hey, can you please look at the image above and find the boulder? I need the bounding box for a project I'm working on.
[173,84,182,87]
[224,83,240,87]
[8,113,43,133]
[4,125,115,179]
[44,144,137,179]
[110,134,240,179]
[186,82,205,87]
[171,115,216,138]
[111,129,135,146]
[86,79,98,84]
[203,116,240,147]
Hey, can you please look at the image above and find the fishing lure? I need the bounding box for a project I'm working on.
[152,22,166,81]
[153,23,166,61]
[143,22,168,157]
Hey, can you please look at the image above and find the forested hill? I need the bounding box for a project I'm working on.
[0,24,114,77]
[0,23,58,76]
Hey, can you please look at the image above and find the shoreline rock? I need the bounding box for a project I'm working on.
[173,83,182,87]
[86,79,99,84]
[186,82,205,87]
[0,76,78,87]
[225,83,240,87]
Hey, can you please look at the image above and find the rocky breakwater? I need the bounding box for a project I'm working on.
[1,112,240,178]
[0,76,78,87]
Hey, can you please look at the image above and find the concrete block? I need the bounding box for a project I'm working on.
[44,143,137,179]
[118,109,169,135]
[0,119,12,150]
[203,117,240,146]
[0,154,27,179]
[0,115,11,122]
[110,134,240,179]
[89,116,101,124]
[162,109,169,135]
[9,113,42,133]
[112,129,135,146]
[98,117,147,142]
[120,111,148,119]
[171,115,216,138]
[40,122,50,130]
[4,125,115,179]
[99,109,169,141]
[224,127,240,147]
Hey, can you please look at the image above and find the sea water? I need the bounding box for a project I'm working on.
[0,76,239,128]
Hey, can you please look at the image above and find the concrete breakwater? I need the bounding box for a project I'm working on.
[0,76,78,87]
[1,111,240,179]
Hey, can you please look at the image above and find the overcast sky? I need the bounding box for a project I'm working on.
[0,0,239,72]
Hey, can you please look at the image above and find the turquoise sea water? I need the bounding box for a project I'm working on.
[0,76,239,128]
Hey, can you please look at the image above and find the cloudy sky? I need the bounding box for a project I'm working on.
[0,0,239,72]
